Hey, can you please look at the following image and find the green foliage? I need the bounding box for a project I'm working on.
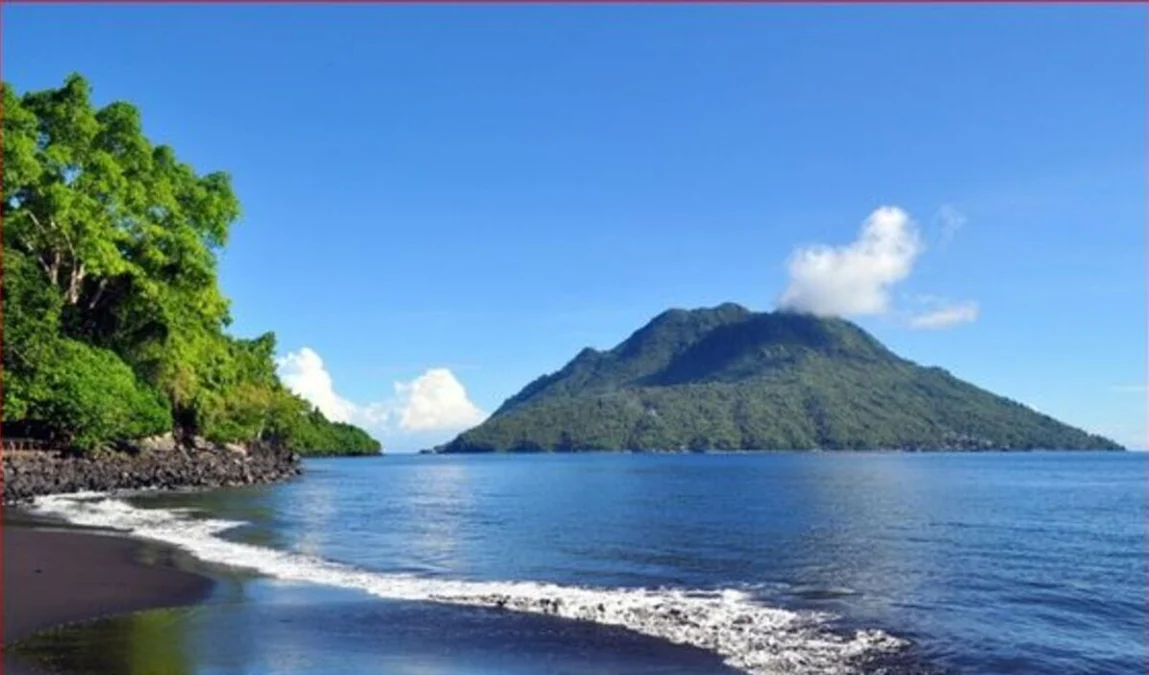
[442,305,1123,453]
[287,409,382,456]
[2,75,378,456]
[22,339,171,451]
[2,250,64,421]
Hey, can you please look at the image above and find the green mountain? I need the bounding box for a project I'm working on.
[438,304,1122,453]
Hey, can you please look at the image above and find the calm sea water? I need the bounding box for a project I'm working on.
[22,452,1147,675]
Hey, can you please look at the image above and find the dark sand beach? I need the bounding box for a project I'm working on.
[2,514,213,675]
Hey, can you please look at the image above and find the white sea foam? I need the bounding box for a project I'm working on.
[31,493,907,675]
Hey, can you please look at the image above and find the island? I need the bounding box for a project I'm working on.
[435,303,1122,453]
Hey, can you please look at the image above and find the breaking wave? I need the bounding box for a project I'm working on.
[31,493,908,675]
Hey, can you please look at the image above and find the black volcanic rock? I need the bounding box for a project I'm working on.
[439,304,1122,453]
[2,439,302,504]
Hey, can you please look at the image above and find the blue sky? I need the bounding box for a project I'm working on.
[4,5,1145,451]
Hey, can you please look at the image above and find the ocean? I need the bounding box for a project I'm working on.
[23,452,1146,675]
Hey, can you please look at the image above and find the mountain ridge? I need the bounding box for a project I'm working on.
[439,304,1122,453]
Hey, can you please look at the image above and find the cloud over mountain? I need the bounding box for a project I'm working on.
[778,206,923,317]
[777,206,978,331]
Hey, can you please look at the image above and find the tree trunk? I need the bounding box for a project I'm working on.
[64,263,86,305]
[40,251,61,286]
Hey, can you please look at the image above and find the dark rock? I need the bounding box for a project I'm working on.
[2,440,302,504]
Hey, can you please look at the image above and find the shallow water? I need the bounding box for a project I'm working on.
[23,452,1146,674]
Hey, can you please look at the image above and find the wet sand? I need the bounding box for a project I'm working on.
[2,514,213,675]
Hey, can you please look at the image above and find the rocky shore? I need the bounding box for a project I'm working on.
[2,435,302,504]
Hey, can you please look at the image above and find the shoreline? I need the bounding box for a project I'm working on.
[426,446,1129,455]
[2,443,302,506]
[2,512,215,675]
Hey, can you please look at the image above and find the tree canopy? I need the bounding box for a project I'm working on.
[2,75,379,456]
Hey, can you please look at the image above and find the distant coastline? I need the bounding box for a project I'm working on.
[426,445,1124,455]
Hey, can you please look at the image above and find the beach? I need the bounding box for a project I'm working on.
[2,514,214,675]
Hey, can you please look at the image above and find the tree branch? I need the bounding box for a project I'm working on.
[26,212,65,286]
[26,210,51,239]
[86,277,109,310]
[52,216,77,261]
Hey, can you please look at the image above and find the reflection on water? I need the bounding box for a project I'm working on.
[404,461,473,570]
[772,455,938,618]
[293,472,338,558]
[9,582,742,675]
[11,607,194,675]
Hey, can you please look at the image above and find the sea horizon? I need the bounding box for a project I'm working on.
[2,5,1144,675]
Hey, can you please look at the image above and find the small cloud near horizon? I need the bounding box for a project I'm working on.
[907,299,980,330]
[276,347,487,449]
[395,368,486,432]
[934,204,967,247]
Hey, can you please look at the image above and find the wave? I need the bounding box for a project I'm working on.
[31,493,907,675]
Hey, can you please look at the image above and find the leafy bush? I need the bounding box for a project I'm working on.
[26,340,171,451]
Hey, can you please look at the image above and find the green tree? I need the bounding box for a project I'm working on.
[2,74,379,456]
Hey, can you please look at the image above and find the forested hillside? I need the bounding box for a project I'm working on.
[439,304,1121,453]
[1,75,379,456]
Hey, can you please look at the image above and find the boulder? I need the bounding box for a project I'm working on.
[140,433,178,452]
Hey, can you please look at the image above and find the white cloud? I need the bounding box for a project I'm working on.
[276,348,356,423]
[393,368,487,432]
[934,204,967,246]
[778,206,923,317]
[777,206,980,331]
[908,300,980,330]
[1111,384,1147,394]
[276,347,486,450]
